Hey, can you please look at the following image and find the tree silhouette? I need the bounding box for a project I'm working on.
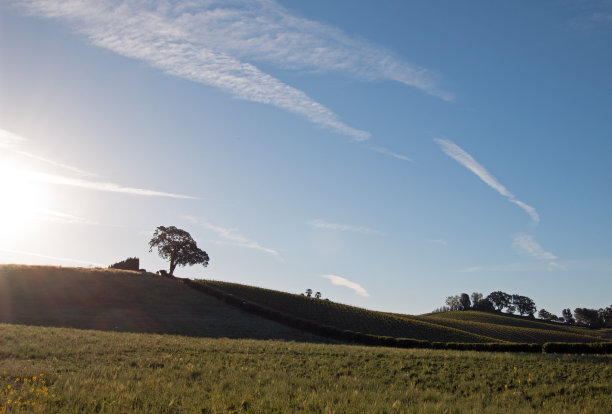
[574,308,602,328]
[148,226,209,276]
[471,292,483,307]
[460,293,471,310]
[512,295,536,317]
[487,291,512,312]
[445,295,462,311]
[315,291,321,299]
[562,308,575,324]
[538,309,552,320]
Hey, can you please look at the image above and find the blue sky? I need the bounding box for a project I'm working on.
[1,0,611,315]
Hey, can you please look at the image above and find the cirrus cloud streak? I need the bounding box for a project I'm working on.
[435,138,539,224]
[184,216,282,260]
[13,0,451,141]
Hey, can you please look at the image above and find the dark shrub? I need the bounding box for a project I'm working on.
[109,257,139,271]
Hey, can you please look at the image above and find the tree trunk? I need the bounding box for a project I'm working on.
[169,258,176,277]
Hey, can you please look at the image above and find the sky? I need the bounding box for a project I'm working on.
[1,0,611,315]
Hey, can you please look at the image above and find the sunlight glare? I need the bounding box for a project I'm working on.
[0,162,46,242]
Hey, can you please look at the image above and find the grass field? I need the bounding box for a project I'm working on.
[2,323,610,413]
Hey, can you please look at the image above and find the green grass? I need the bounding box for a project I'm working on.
[0,265,323,342]
[2,323,610,413]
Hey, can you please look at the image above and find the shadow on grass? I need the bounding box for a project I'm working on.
[0,265,332,343]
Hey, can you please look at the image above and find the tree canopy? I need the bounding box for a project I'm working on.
[487,291,512,312]
[148,226,209,276]
[512,295,536,317]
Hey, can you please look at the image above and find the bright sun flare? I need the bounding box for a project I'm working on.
[0,162,46,242]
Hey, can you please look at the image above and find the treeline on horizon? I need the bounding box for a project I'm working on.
[435,291,612,328]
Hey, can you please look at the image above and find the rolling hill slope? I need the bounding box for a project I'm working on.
[197,280,498,343]
[410,312,604,344]
[2,265,607,345]
[198,280,607,344]
[0,265,324,342]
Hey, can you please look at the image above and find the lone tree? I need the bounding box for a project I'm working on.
[148,226,209,276]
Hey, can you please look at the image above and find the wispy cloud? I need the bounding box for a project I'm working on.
[1,129,188,199]
[184,216,281,260]
[0,247,105,267]
[34,209,100,226]
[12,0,451,141]
[309,219,383,235]
[24,170,196,199]
[0,128,28,148]
[512,233,557,261]
[435,138,539,224]
[322,274,370,297]
[15,150,96,177]
[369,146,414,162]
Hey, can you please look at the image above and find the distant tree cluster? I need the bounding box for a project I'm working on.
[435,291,536,317]
[488,291,536,317]
[573,307,612,328]
[109,257,140,271]
[537,307,611,327]
[435,290,611,328]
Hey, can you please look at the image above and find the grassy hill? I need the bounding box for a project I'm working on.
[2,265,607,345]
[197,280,607,344]
[0,265,324,342]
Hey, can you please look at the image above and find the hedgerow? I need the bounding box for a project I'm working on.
[542,342,612,354]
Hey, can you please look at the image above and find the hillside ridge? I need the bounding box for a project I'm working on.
[195,279,607,345]
[1,265,608,347]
